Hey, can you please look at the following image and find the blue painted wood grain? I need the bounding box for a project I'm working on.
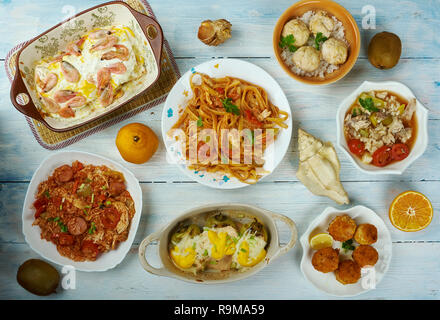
[0,0,439,299]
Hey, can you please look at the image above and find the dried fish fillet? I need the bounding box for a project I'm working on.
[296,129,349,204]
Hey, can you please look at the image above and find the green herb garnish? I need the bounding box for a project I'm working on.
[88,222,96,235]
[342,239,355,251]
[91,193,95,204]
[240,248,247,253]
[210,260,217,265]
[192,242,196,250]
[58,221,68,233]
[43,190,50,198]
[279,34,298,52]
[222,98,240,115]
[359,97,379,113]
[105,200,111,206]
[314,32,328,50]
[197,116,203,127]
[203,249,208,256]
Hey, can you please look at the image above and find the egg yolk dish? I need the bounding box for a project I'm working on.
[169,214,268,274]
[34,25,148,121]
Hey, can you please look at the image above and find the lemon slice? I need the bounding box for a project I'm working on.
[309,233,333,250]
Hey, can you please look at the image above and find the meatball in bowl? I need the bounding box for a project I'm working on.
[273,0,360,85]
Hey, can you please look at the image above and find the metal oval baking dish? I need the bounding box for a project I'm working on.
[138,203,298,284]
[9,1,163,132]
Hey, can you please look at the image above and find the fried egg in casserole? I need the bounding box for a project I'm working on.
[169,215,268,274]
[34,25,148,121]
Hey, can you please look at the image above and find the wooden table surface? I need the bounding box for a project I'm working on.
[0,0,439,300]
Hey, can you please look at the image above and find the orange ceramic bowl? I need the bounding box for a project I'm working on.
[273,0,360,85]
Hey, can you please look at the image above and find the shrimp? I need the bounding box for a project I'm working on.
[36,73,58,92]
[90,35,118,52]
[41,96,60,113]
[99,83,113,107]
[54,90,77,103]
[58,106,75,118]
[66,37,86,56]
[66,95,87,108]
[89,29,112,39]
[101,44,129,61]
[96,68,111,95]
[106,62,127,75]
[61,61,80,83]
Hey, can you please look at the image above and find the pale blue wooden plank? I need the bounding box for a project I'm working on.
[1,242,439,299]
[1,58,440,182]
[0,0,439,59]
[1,182,438,245]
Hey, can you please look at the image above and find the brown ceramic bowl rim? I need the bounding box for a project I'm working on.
[10,0,163,132]
[273,0,360,85]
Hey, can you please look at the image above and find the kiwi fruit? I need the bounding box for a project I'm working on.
[368,32,402,69]
[17,259,60,296]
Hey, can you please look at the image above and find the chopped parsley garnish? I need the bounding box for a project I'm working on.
[222,98,240,115]
[58,221,68,233]
[279,34,298,52]
[359,97,379,113]
[83,208,88,216]
[203,249,208,256]
[342,239,355,251]
[314,32,328,50]
[88,222,96,234]
[43,190,50,198]
[197,116,203,127]
[105,200,111,206]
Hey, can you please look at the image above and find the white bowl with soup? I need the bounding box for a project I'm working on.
[336,81,428,174]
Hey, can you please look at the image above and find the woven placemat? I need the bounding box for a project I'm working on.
[5,0,180,150]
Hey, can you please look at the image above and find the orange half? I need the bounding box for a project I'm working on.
[389,191,433,232]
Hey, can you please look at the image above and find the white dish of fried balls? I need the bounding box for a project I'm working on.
[279,10,349,78]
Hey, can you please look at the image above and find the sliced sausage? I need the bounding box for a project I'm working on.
[54,165,73,183]
[109,181,126,196]
[67,216,87,235]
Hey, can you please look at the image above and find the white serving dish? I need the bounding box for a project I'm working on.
[22,151,142,272]
[336,81,429,174]
[300,205,392,297]
[161,58,293,189]
[10,1,163,132]
[138,203,297,284]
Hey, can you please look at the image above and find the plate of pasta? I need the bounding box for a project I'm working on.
[162,59,292,189]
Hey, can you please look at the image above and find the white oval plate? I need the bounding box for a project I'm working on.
[300,205,392,297]
[161,58,292,189]
[22,151,142,272]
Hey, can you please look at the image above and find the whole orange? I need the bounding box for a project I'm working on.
[115,123,159,164]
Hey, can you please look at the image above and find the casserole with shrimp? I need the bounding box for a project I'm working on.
[34,25,151,121]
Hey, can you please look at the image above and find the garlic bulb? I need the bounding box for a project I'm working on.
[198,19,232,46]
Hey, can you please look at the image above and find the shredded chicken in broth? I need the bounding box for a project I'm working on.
[344,91,417,167]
